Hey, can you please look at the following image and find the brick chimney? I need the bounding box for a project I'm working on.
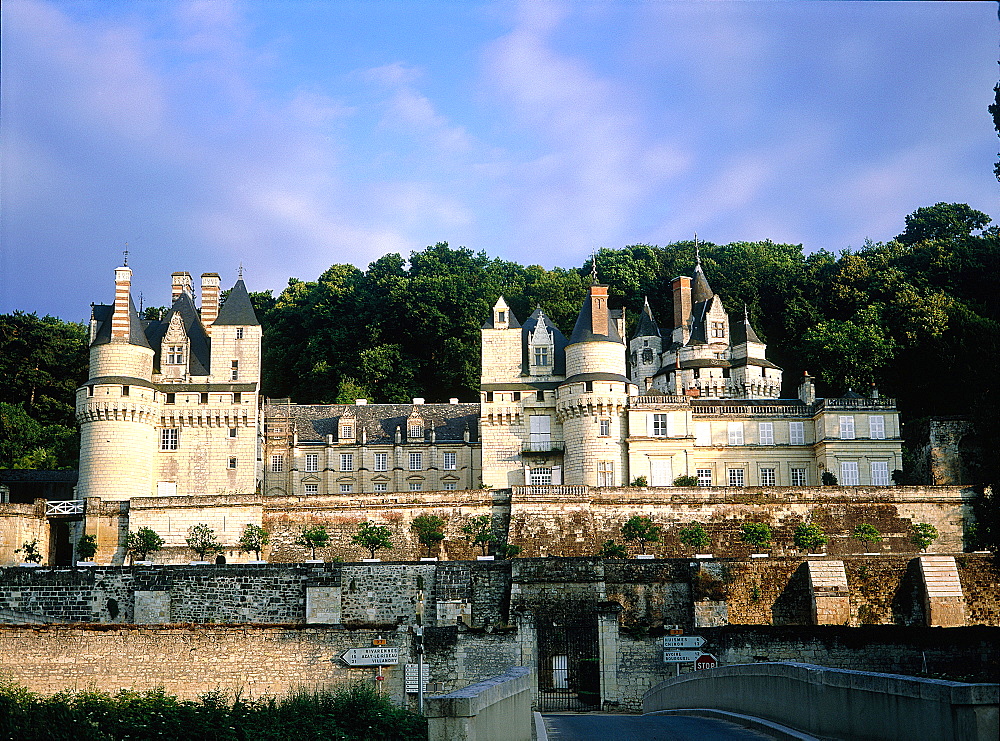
[171,272,193,303]
[200,273,220,327]
[589,284,609,336]
[672,275,691,330]
[111,266,132,340]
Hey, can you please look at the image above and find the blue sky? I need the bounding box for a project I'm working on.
[2,0,997,321]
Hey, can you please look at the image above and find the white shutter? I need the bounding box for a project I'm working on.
[650,458,672,486]
[551,466,562,485]
[695,422,711,446]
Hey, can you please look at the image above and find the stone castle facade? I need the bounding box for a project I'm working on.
[75,261,902,502]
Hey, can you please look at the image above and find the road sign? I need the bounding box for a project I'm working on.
[340,647,400,666]
[663,650,702,663]
[662,635,706,649]
[694,653,719,670]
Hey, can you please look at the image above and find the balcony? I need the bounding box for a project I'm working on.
[521,440,565,456]
[819,397,897,410]
[632,395,689,406]
[46,500,85,517]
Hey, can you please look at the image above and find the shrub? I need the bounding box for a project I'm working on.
[411,514,446,557]
[237,524,269,560]
[629,476,647,487]
[462,514,495,555]
[741,522,773,551]
[494,538,522,559]
[186,523,224,561]
[911,522,939,551]
[76,534,98,562]
[852,523,882,547]
[678,522,711,552]
[126,527,164,562]
[15,539,42,564]
[673,474,698,486]
[352,521,394,559]
[793,523,827,552]
[295,524,330,560]
[621,515,662,554]
[821,471,838,486]
[597,539,628,559]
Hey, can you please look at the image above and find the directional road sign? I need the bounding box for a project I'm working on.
[663,650,703,663]
[340,647,400,666]
[694,653,719,670]
[662,635,706,649]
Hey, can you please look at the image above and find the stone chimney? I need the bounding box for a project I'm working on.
[671,276,692,330]
[111,266,132,340]
[798,371,816,405]
[589,284,610,336]
[200,273,220,327]
[171,272,193,303]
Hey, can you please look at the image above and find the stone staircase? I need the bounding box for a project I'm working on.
[917,555,966,627]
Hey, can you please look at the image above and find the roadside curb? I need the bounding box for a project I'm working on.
[647,708,820,740]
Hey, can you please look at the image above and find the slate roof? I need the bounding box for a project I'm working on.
[147,290,212,375]
[691,262,714,304]
[90,296,152,349]
[521,307,567,376]
[214,279,260,326]
[632,297,661,339]
[730,307,763,345]
[686,297,716,345]
[267,403,480,444]
[568,289,623,344]
[481,298,521,329]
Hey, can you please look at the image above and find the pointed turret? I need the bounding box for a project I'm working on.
[569,284,621,344]
[629,297,663,391]
[632,297,661,339]
[214,279,260,326]
[691,249,715,304]
[730,304,762,345]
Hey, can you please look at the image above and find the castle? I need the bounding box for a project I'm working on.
[74,259,902,503]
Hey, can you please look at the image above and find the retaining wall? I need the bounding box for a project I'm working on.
[425,667,533,741]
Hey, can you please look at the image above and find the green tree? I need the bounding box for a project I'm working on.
[296,525,330,560]
[910,522,938,552]
[237,524,270,560]
[494,538,522,560]
[462,514,495,556]
[793,523,827,552]
[741,522,773,551]
[597,539,628,559]
[678,522,711,552]
[75,534,98,563]
[185,524,223,561]
[896,203,992,246]
[852,523,882,549]
[15,539,42,564]
[410,514,446,557]
[352,521,394,559]
[126,527,164,562]
[621,515,663,554]
[0,402,77,469]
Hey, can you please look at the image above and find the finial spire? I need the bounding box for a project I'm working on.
[238,262,244,280]
[590,252,598,285]
[123,243,129,267]
[694,234,700,267]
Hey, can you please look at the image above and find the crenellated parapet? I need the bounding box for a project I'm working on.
[555,394,629,420]
[77,399,159,425]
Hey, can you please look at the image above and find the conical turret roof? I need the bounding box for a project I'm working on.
[215,279,260,326]
[632,297,661,339]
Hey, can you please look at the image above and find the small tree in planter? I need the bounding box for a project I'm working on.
[186,523,223,562]
[462,514,495,556]
[296,524,330,560]
[793,523,827,553]
[411,514,446,558]
[821,471,838,486]
[673,474,698,487]
[494,537,522,560]
[852,523,883,551]
[678,522,711,554]
[629,476,647,487]
[15,539,42,564]
[238,524,270,561]
[741,523,773,552]
[597,539,628,559]
[910,522,938,552]
[126,527,164,563]
[621,515,663,555]
[76,534,98,563]
[352,521,394,560]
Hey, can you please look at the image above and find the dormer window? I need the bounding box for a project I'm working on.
[340,423,355,439]
[408,423,423,439]
[166,346,184,364]
[711,322,725,338]
[534,346,550,366]
[498,311,506,323]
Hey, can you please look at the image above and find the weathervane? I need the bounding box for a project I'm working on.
[238,262,244,280]
[590,251,598,285]
[123,243,129,267]
[694,233,700,267]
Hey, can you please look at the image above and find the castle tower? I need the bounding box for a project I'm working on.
[77,264,158,501]
[629,297,662,393]
[557,283,633,486]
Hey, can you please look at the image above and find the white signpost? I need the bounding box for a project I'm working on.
[662,635,706,649]
[340,647,400,666]
[662,649,703,663]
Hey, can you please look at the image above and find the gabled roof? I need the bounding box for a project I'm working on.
[214,279,260,326]
[632,297,661,339]
[521,307,567,376]
[154,290,211,375]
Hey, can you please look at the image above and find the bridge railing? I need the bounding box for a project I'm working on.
[425,666,533,741]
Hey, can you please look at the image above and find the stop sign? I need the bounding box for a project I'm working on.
[694,653,718,670]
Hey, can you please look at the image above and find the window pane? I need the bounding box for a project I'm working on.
[529,467,552,485]
[374,482,388,492]
[374,453,388,471]
[305,483,318,494]
[271,455,284,472]
[340,484,353,493]
[759,468,776,486]
[789,421,805,445]
[840,461,859,485]
[869,416,885,440]
[696,469,712,486]
[305,454,318,472]
[340,453,353,472]
[870,461,890,485]
[409,453,422,471]
[839,416,855,440]
[758,423,774,445]
[443,452,457,470]
[600,419,611,436]
[728,468,745,486]
[790,467,807,486]
[444,482,457,490]
[409,482,423,492]
[727,422,744,445]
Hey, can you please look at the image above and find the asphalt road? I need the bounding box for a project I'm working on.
[542,713,779,741]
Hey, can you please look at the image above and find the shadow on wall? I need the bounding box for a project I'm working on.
[771,562,811,625]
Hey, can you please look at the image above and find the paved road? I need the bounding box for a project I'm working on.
[542,713,779,741]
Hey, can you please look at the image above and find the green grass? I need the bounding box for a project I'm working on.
[0,680,427,741]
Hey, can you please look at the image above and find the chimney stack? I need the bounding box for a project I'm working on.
[111,266,132,340]
[171,272,192,303]
[589,284,609,336]
[200,273,221,327]
[671,276,692,330]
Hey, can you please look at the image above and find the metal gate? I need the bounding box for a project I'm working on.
[536,622,600,711]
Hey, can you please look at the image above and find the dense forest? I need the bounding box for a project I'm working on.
[1,202,997,494]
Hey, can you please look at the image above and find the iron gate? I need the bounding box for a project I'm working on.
[536,622,600,711]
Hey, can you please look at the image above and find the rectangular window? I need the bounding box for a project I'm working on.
[444,481,457,491]
[790,467,807,486]
[696,468,712,486]
[758,422,774,445]
[695,422,711,446]
[340,483,353,493]
[789,421,805,445]
[160,428,179,451]
[231,360,239,380]
[727,422,744,445]
[340,453,353,472]
[374,452,388,472]
[649,458,672,487]
[409,482,423,492]
[228,457,237,469]
[236,327,244,339]
[759,467,776,486]
[530,467,552,485]
[409,452,422,471]
[534,346,550,366]
[443,451,457,470]
[304,483,318,494]
[200,392,209,404]
[166,346,184,364]
[529,415,551,451]
[651,414,668,437]
[512,392,521,401]
[305,454,319,472]
[839,415,855,440]
[498,310,506,323]
[869,415,885,440]
[585,381,594,393]
[270,455,284,473]
[600,418,611,437]
[840,461,860,486]
[711,321,725,338]
[408,424,423,438]
[871,461,890,486]
[340,424,354,439]
[122,385,130,397]
[536,390,545,402]
[373,482,388,493]
[165,392,176,405]
[728,468,745,487]
[228,427,238,438]
[597,461,614,487]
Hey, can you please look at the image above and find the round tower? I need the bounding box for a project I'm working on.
[556,284,632,487]
[629,297,663,393]
[76,266,158,501]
